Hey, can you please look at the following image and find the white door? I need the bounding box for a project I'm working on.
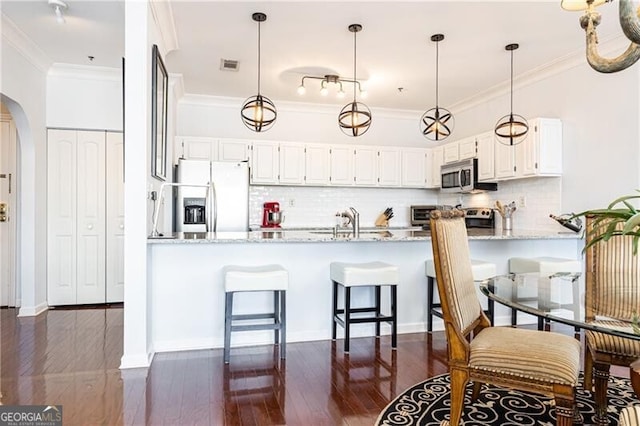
[76,131,106,304]
[106,132,124,303]
[47,129,78,305]
[0,113,17,307]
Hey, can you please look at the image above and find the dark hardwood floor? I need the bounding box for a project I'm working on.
[0,307,629,425]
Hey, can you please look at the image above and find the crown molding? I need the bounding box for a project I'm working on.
[48,63,121,81]
[451,34,631,114]
[1,13,51,73]
[149,1,178,55]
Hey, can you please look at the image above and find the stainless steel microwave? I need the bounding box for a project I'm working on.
[440,158,497,193]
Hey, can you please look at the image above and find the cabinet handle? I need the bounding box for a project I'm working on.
[87,224,93,230]
[119,224,124,229]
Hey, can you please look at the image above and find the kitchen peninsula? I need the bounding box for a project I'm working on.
[147,228,582,354]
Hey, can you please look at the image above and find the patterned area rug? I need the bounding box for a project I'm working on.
[376,373,636,425]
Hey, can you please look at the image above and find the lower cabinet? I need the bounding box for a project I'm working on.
[47,129,123,305]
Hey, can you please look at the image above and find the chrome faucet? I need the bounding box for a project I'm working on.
[340,207,360,237]
[149,182,217,238]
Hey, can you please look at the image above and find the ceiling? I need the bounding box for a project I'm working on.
[0,1,630,112]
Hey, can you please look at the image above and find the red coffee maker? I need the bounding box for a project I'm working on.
[262,202,283,228]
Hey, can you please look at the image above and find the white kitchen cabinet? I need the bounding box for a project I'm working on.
[516,118,563,177]
[47,129,123,306]
[250,141,280,184]
[401,148,428,188]
[494,137,517,179]
[329,146,354,186]
[476,132,495,182]
[495,117,563,180]
[175,136,218,162]
[218,139,251,162]
[353,146,377,186]
[378,147,401,187]
[305,144,330,185]
[443,141,459,163]
[430,146,444,188]
[279,142,305,185]
[458,137,477,160]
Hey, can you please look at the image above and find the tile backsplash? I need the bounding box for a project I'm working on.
[249,176,566,232]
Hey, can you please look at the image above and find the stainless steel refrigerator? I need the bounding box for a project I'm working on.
[175,159,249,232]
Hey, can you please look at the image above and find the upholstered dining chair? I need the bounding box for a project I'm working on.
[584,216,640,424]
[429,209,581,426]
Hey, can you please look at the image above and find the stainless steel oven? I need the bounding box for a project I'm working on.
[410,205,452,228]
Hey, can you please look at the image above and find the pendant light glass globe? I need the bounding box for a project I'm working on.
[420,34,454,141]
[241,12,277,132]
[339,24,372,137]
[495,43,528,146]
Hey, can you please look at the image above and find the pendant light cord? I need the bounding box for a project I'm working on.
[353,28,357,102]
[257,20,261,95]
[510,48,514,117]
[435,40,439,108]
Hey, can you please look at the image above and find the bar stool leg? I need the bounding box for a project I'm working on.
[571,277,581,339]
[511,281,518,327]
[273,290,280,345]
[344,286,351,353]
[331,280,338,340]
[224,292,234,364]
[427,276,435,332]
[391,285,397,349]
[280,290,286,359]
[375,285,381,337]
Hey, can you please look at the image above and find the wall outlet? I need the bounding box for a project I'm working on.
[518,196,526,208]
[288,198,295,207]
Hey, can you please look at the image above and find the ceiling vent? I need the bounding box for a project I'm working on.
[220,59,239,71]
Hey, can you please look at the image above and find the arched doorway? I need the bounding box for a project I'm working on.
[1,93,36,316]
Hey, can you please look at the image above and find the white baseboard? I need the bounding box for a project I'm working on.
[120,351,154,369]
[17,301,48,317]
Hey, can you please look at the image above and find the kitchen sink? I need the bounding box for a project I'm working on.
[310,229,393,237]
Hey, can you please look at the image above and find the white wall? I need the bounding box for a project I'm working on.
[0,20,48,316]
[46,64,123,131]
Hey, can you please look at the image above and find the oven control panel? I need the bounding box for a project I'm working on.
[463,208,494,219]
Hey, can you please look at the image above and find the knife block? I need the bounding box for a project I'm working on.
[374,213,389,227]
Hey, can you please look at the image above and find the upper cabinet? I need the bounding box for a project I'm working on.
[279,143,305,185]
[250,141,280,184]
[476,132,495,182]
[353,146,378,186]
[219,139,251,162]
[495,117,563,180]
[305,144,331,185]
[443,141,459,163]
[176,137,251,163]
[458,137,477,160]
[430,146,444,189]
[401,148,428,188]
[377,147,401,187]
[329,146,354,186]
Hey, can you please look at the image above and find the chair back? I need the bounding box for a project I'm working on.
[429,210,484,336]
[585,216,640,321]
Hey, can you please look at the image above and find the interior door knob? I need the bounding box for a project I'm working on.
[87,224,93,230]
[119,224,124,229]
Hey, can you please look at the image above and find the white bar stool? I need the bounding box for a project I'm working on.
[425,259,497,331]
[223,264,288,364]
[330,261,399,353]
[620,406,640,426]
[508,256,582,336]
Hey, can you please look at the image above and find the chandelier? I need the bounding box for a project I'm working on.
[241,12,277,132]
[494,43,529,146]
[420,34,454,141]
[297,74,367,99]
[338,24,372,137]
[561,0,640,73]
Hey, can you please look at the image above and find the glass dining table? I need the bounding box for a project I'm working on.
[480,272,640,398]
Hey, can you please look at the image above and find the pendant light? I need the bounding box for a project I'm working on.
[338,24,372,137]
[495,43,528,146]
[241,12,277,132]
[420,34,454,141]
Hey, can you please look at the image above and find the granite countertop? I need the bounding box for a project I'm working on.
[148,227,582,244]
